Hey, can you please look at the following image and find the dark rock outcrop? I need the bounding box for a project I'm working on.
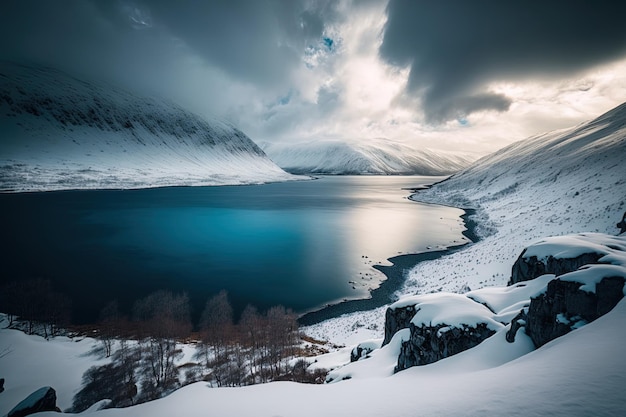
[0,377,4,393]
[383,304,416,346]
[618,212,626,234]
[395,322,496,372]
[524,276,625,348]
[505,309,528,343]
[7,386,59,417]
[509,250,603,285]
[350,344,374,362]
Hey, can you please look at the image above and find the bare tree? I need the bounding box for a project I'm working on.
[0,279,71,337]
[70,338,141,412]
[16,278,50,335]
[198,290,234,386]
[42,290,71,338]
[112,338,140,406]
[133,290,191,400]
[239,304,263,383]
[99,300,121,358]
[265,306,299,377]
[0,281,19,327]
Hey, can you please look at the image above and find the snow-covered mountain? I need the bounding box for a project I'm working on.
[400,100,626,295]
[0,62,299,192]
[260,138,476,175]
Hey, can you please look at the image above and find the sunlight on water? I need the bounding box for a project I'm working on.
[0,176,467,322]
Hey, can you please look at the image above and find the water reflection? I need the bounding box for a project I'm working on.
[0,176,467,323]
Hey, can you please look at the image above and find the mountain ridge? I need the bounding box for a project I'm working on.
[0,62,298,192]
[261,138,476,175]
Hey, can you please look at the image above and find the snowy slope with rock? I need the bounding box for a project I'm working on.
[304,101,626,352]
[2,294,626,416]
[261,138,476,175]
[402,101,626,295]
[0,62,300,192]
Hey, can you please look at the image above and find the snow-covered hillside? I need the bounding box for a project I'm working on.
[0,62,300,192]
[304,101,626,346]
[402,101,626,295]
[261,138,476,175]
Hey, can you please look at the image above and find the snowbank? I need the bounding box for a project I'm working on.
[22,299,626,417]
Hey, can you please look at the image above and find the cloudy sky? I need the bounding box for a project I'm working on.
[3,0,626,155]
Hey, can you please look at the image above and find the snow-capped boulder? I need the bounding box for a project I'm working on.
[508,233,625,285]
[350,340,381,362]
[390,294,503,372]
[505,233,626,346]
[510,251,602,285]
[7,386,59,417]
[525,275,625,348]
[396,322,497,372]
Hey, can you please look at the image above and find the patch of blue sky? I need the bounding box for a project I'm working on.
[323,37,334,51]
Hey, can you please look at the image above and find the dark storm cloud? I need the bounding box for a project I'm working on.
[380,0,626,123]
[128,0,340,86]
[0,0,195,96]
[0,0,339,96]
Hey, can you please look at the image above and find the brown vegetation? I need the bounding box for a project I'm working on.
[67,289,326,412]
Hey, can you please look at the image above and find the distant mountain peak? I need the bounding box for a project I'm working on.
[261,138,477,175]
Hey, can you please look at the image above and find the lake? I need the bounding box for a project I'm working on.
[0,176,468,324]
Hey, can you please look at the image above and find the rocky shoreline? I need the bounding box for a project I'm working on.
[298,208,478,326]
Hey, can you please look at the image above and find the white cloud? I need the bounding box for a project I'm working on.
[230,2,626,157]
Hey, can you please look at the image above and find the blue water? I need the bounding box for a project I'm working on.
[0,176,466,323]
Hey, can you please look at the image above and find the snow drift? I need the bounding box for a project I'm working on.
[0,62,299,192]
[261,138,476,175]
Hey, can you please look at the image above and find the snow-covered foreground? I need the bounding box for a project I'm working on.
[0,326,107,415]
[125,301,626,417]
[0,62,304,192]
[2,297,625,416]
[111,300,626,416]
[261,138,476,175]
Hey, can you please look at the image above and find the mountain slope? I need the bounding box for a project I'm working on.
[261,139,476,175]
[304,100,626,349]
[0,62,298,192]
[402,101,626,295]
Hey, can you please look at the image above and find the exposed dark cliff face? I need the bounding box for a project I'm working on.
[507,276,625,347]
[617,212,626,234]
[509,251,603,285]
[383,305,416,346]
[395,322,495,372]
